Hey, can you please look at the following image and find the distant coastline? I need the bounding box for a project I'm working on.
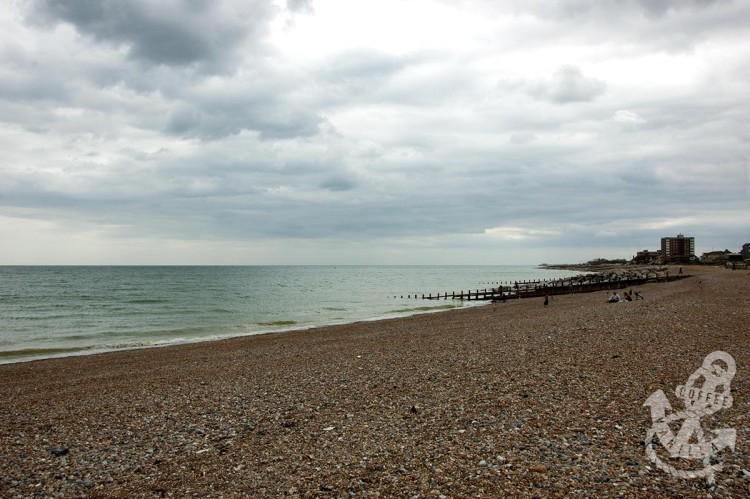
[540,262,670,273]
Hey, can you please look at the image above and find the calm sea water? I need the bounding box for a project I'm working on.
[0,266,579,364]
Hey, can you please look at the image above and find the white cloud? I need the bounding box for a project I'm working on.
[540,65,607,104]
[484,227,561,241]
[613,110,647,124]
[500,65,607,104]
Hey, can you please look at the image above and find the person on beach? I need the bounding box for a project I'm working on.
[544,295,549,307]
[624,291,632,302]
[635,290,643,300]
[608,292,621,303]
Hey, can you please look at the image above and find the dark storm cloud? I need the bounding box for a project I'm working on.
[29,0,271,69]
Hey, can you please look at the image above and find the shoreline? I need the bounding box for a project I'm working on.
[0,262,661,367]
[0,300,476,367]
[541,262,669,273]
[0,265,575,366]
[2,266,749,496]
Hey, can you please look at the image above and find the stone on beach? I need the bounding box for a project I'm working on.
[1,266,748,496]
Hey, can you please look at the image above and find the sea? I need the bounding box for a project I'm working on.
[0,265,581,364]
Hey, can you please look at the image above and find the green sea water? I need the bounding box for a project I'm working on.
[0,265,580,364]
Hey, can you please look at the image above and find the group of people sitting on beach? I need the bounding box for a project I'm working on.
[607,290,642,303]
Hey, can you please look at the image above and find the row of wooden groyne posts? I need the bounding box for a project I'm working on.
[410,272,691,301]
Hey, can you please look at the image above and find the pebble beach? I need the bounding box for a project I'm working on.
[1,266,749,497]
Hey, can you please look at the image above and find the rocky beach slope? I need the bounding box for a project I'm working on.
[1,266,749,497]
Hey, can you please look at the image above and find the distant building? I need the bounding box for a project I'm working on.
[727,253,744,264]
[632,249,661,264]
[742,243,750,262]
[700,250,731,265]
[661,234,695,264]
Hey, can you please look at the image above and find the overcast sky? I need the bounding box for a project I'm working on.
[1,0,748,264]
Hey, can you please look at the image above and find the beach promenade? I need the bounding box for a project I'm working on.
[1,266,749,497]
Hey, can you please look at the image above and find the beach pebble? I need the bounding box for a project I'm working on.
[1,265,747,497]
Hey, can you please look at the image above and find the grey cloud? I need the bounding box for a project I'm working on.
[2,133,746,250]
[315,50,479,108]
[287,0,314,14]
[535,66,606,104]
[498,66,606,105]
[320,178,356,192]
[2,0,748,263]
[314,50,416,105]
[521,0,729,19]
[0,73,69,103]
[499,0,749,54]
[617,169,663,192]
[628,0,727,18]
[0,38,77,105]
[323,50,408,81]
[29,0,271,70]
[164,102,323,140]
[164,105,202,136]
[258,111,324,140]
[509,133,537,145]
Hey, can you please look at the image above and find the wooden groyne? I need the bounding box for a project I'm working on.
[417,273,692,301]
